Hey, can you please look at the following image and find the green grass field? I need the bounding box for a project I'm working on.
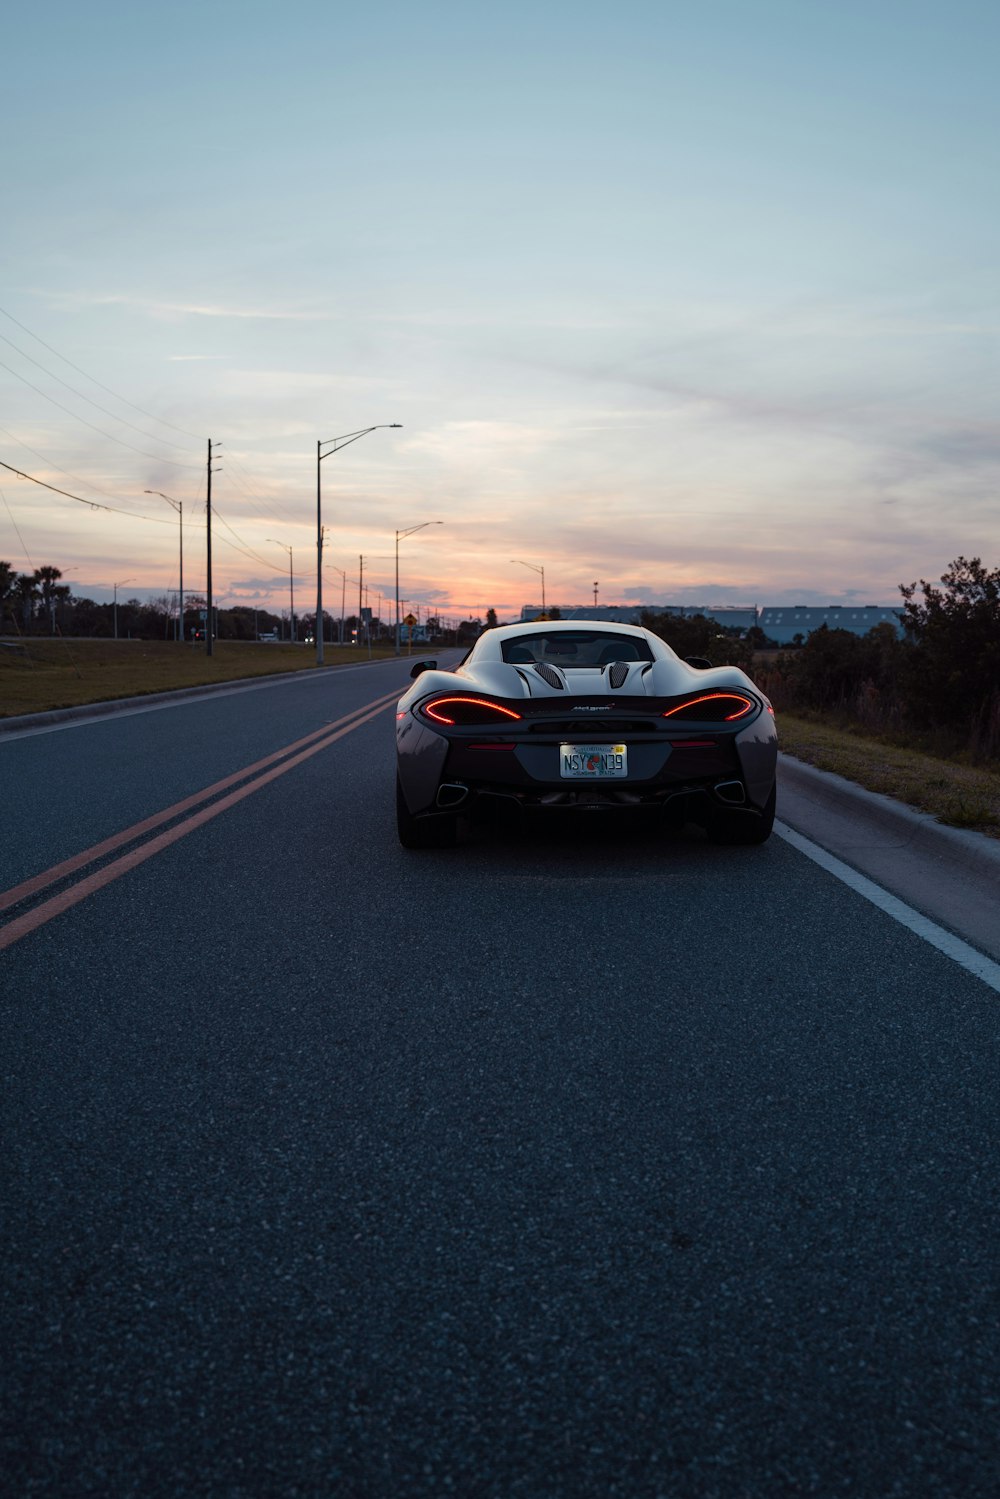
[0,637,400,718]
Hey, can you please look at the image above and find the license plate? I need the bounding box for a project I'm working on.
[560,743,628,779]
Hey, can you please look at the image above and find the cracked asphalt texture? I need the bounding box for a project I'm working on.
[3,657,999,1496]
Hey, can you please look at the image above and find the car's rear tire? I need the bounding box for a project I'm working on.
[396,774,458,849]
[708,783,776,845]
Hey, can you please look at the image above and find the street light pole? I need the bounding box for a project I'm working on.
[268,541,294,641]
[512,559,546,616]
[113,578,134,641]
[395,521,443,655]
[145,491,183,640]
[316,442,323,658]
[325,563,347,644]
[316,424,402,667]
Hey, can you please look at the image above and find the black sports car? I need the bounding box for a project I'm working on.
[395,620,777,848]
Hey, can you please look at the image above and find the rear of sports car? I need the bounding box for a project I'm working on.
[396,677,777,847]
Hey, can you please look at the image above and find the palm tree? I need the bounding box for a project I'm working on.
[14,572,40,633]
[0,561,15,633]
[34,566,70,634]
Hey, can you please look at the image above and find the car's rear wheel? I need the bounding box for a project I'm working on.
[396,774,459,849]
[708,784,776,845]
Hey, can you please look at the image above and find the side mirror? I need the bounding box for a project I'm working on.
[409,659,437,679]
[684,656,713,669]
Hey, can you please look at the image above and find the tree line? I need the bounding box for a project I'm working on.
[0,562,484,645]
[643,557,1000,763]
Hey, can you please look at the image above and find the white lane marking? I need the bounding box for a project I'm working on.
[775,820,1000,995]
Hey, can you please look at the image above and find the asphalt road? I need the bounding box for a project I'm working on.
[3,657,999,1497]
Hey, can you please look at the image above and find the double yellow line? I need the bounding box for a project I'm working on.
[0,687,399,952]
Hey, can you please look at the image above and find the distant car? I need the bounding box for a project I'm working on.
[395,620,777,848]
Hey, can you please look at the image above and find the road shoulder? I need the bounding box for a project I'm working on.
[778,753,1000,963]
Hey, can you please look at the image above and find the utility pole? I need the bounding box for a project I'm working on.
[316,425,402,666]
[316,441,323,662]
[206,440,222,656]
[267,539,294,640]
[358,554,364,646]
[144,491,183,639]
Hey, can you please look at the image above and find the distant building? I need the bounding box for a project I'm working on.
[519,604,645,624]
[757,605,903,645]
[518,603,758,629]
[654,605,759,632]
[516,600,904,644]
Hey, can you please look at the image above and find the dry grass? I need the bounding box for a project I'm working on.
[779,713,1000,838]
[0,638,399,718]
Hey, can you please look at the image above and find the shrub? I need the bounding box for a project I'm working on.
[640,611,754,672]
[900,557,1000,737]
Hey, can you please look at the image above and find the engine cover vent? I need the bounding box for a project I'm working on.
[532,663,564,689]
[608,661,630,689]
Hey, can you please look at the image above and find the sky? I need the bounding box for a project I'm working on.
[3,0,998,623]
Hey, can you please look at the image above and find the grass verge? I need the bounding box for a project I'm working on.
[779,712,1000,838]
[0,638,401,718]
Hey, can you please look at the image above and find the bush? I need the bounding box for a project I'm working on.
[754,558,1000,764]
[640,611,754,673]
[765,622,907,717]
[900,557,1000,754]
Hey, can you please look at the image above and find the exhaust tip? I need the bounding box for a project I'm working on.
[436,782,469,809]
[714,780,746,805]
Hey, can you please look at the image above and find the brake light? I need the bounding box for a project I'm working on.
[662,693,754,722]
[423,696,523,726]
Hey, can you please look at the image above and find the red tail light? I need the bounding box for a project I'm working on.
[662,692,755,722]
[422,696,523,726]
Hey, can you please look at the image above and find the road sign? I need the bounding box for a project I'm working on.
[404,613,417,626]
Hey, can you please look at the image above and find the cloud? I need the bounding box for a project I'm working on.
[48,292,328,323]
[229,576,290,592]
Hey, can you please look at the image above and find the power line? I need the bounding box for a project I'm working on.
[211,528,291,573]
[0,328,198,455]
[0,356,201,470]
[0,421,207,521]
[210,502,288,573]
[221,462,299,530]
[0,303,204,441]
[223,451,300,523]
[0,457,196,526]
[1,488,38,572]
[0,421,148,508]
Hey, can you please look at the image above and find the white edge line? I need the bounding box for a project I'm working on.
[775,820,1000,995]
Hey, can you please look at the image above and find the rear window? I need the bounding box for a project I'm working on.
[501,632,654,667]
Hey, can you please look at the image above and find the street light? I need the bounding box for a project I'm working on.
[145,490,183,640]
[512,559,546,616]
[113,578,135,641]
[396,522,443,654]
[324,562,347,644]
[268,541,295,641]
[316,425,402,667]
